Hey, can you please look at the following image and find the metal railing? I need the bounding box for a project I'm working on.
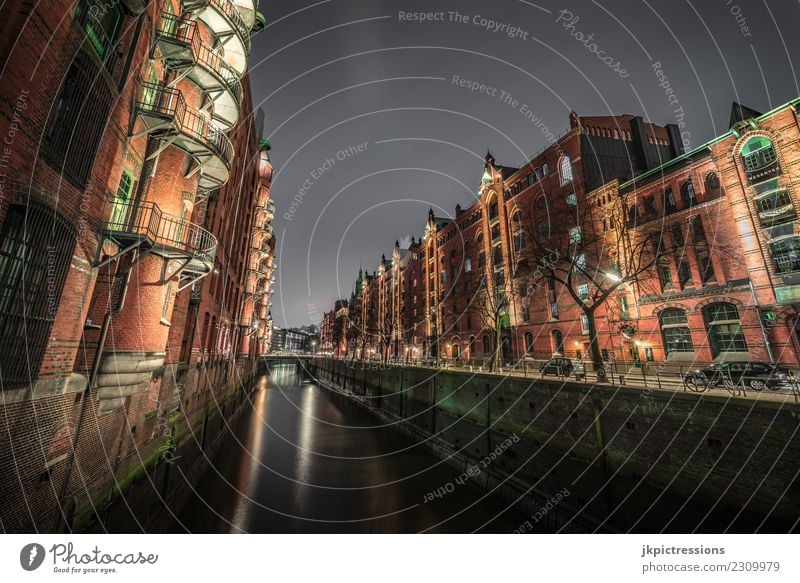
[156,13,243,104]
[185,0,250,46]
[104,195,217,265]
[136,81,234,169]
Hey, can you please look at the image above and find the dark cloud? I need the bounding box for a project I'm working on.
[248,0,800,327]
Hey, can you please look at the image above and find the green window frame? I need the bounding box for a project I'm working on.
[110,169,135,228]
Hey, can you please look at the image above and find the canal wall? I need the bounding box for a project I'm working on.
[72,361,266,533]
[311,358,800,533]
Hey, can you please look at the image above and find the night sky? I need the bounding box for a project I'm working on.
[248,0,800,328]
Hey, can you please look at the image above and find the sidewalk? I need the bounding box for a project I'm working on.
[328,357,800,404]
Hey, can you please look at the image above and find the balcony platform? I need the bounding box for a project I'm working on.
[132,82,233,190]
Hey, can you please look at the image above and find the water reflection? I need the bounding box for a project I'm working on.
[176,363,528,533]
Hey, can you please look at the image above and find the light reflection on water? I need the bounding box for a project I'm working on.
[176,363,529,533]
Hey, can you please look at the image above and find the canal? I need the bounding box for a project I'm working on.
[175,363,530,533]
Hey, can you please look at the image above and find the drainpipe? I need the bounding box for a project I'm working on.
[749,279,775,362]
[56,253,137,532]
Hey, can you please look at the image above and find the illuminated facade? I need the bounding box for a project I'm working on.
[328,101,800,369]
[0,0,273,531]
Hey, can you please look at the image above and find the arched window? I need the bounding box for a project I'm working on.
[551,330,564,354]
[559,156,573,185]
[542,163,549,176]
[659,308,694,354]
[482,334,490,354]
[680,180,696,206]
[741,136,778,182]
[703,302,747,357]
[0,204,75,386]
[512,209,523,223]
[705,172,721,198]
[524,332,534,352]
[628,204,639,225]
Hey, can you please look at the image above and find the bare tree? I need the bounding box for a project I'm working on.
[469,274,514,372]
[515,186,685,380]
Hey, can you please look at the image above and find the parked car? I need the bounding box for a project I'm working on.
[683,361,791,392]
[539,358,575,377]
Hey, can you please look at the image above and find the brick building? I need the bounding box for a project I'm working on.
[0,0,275,531]
[331,100,800,371]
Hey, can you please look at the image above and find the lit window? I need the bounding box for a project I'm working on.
[578,283,589,300]
[464,258,472,273]
[703,302,747,357]
[560,156,573,185]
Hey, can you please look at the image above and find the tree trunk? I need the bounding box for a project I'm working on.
[584,309,608,382]
[493,325,502,372]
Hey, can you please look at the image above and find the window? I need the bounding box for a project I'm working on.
[681,180,696,205]
[741,136,778,180]
[690,217,706,242]
[0,205,76,387]
[706,172,722,198]
[527,172,537,186]
[771,237,800,273]
[465,280,472,294]
[482,335,490,353]
[524,332,534,352]
[550,302,559,320]
[513,210,523,223]
[703,302,747,357]
[491,224,501,241]
[644,196,657,217]
[575,253,586,270]
[578,283,589,300]
[619,295,629,316]
[664,188,677,212]
[671,224,685,246]
[464,258,472,273]
[44,49,113,187]
[538,220,550,240]
[569,226,582,243]
[522,305,530,323]
[478,251,485,268]
[678,260,691,287]
[542,163,549,176]
[659,265,673,288]
[537,196,547,209]
[495,270,505,287]
[489,201,499,220]
[440,269,447,284]
[110,169,135,228]
[628,204,639,225]
[580,314,589,333]
[566,192,577,206]
[552,330,564,353]
[697,248,716,283]
[560,156,573,185]
[76,0,123,64]
[493,246,503,266]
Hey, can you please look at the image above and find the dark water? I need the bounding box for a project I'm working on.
[174,364,528,533]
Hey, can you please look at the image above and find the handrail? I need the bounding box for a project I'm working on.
[185,0,250,49]
[137,81,234,169]
[104,193,217,265]
[156,13,243,104]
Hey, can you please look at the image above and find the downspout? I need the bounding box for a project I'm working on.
[56,253,137,532]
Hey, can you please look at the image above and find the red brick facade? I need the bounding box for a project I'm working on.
[0,0,274,531]
[332,102,800,372]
